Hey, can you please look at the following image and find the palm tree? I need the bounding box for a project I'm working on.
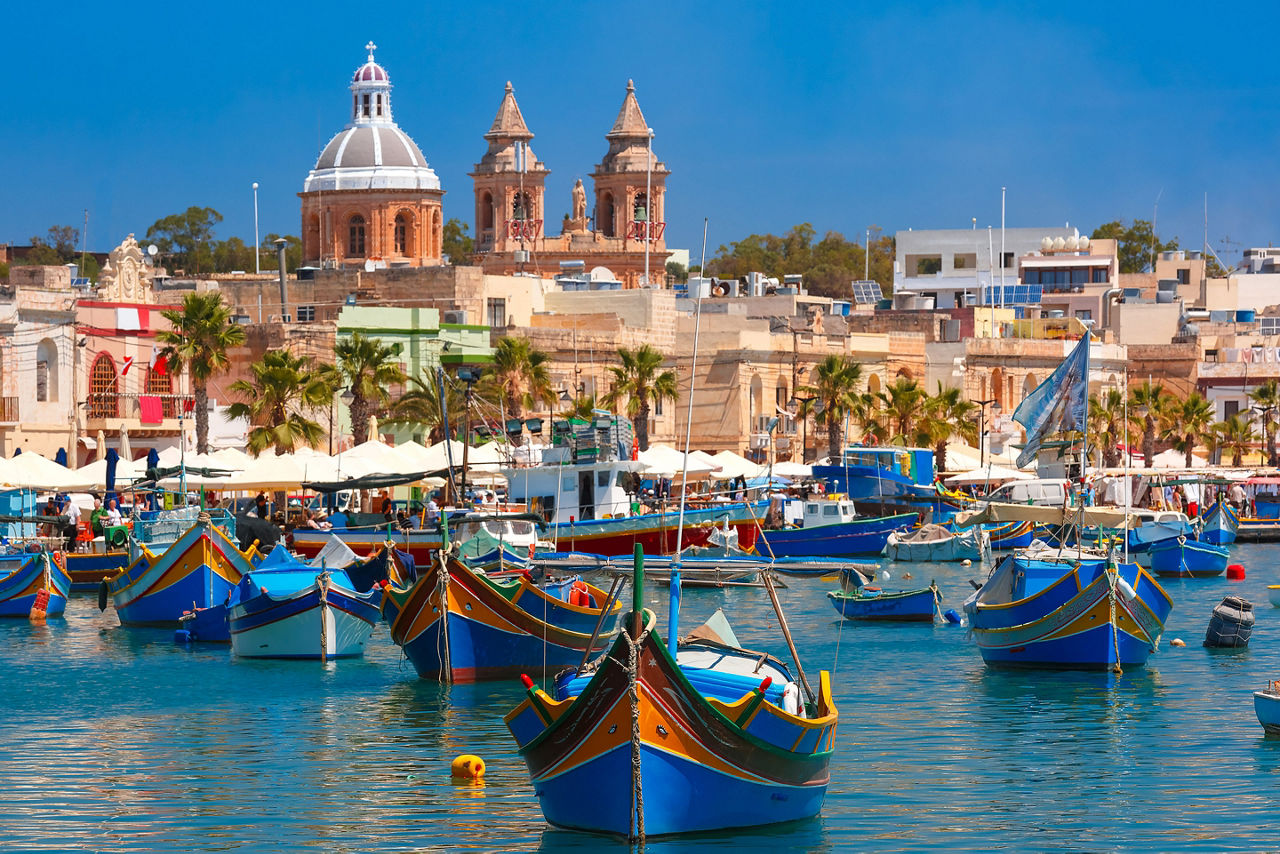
[226,351,330,456]
[922,383,978,471]
[600,344,678,451]
[558,392,599,422]
[878,376,926,442]
[1088,388,1126,468]
[1214,413,1258,467]
[848,391,886,446]
[384,375,465,444]
[1249,379,1280,466]
[1128,381,1165,468]
[485,337,554,421]
[334,333,407,445]
[156,292,246,453]
[1161,392,1216,468]
[801,355,862,459]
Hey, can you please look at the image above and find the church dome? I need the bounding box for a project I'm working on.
[303,43,441,193]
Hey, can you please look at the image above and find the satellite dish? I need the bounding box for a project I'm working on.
[147,244,159,257]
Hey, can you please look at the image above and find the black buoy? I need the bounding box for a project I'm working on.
[97,579,109,612]
[1204,596,1254,648]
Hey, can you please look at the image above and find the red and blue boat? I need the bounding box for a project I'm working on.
[0,550,70,618]
[755,497,915,557]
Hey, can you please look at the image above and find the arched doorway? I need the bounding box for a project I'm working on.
[991,367,1005,411]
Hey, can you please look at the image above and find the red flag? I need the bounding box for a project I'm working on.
[120,356,134,376]
[150,346,168,376]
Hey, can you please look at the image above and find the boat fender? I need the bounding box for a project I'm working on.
[1171,638,1186,647]
[943,609,962,625]
[880,570,890,581]
[97,580,109,612]
[451,754,486,781]
[173,629,192,644]
[961,559,972,567]
[757,676,773,693]
[1115,577,1138,602]
[570,580,590,606]
[1227,564,1246,580]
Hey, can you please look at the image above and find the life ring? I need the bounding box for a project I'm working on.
[865,434,879,446]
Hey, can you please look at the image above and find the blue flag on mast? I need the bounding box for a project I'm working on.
[1012,331,1090,468]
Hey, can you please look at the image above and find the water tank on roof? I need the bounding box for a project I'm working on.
[1065,236,1079,250]
[1053,237,1066,250]
[1041,236,1054,251]
[1156,290,1176,304]
[1079,236,1091,250]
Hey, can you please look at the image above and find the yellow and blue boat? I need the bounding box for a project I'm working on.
[104,509,258,627]
[1198,499,1238,546]
[0,550,70,618]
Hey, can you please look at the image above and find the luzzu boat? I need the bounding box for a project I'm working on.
[985,519,1037,550]
[756,497,915,557]
[104,508,259,627]
[1148,536,1230,578]
[0,550,70,618]
[228,541,387,660]
[382,551,621,682]
[505,606,838,838]
[1198,500,1238,546]
[958,504,1174,670]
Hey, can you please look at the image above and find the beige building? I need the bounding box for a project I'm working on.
[0,265,78,457]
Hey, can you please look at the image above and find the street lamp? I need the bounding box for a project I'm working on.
[252,182,260,275]
[975,398,999,467]
[790,395,816,463]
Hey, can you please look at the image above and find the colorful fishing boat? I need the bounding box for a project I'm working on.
[828,582,940,622]
[1255,682,1280,735]
[382,552,621,682]
[885,523,985,562]
[504,605,838,838]
[755,498,915,557]
[104,508,258,627]
[1198,499,1238,546]
[985,519,1036,550]
[228,543,387,660]
[1148,536,1230,578]
[65,550,130,592]
[0,550,70,618]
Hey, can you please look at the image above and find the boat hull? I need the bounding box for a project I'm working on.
[504,611,838,838]
[1255,690,1280,735]
[383,557,619,682]
[230,582,381,659]
[885,528,983,562]
[757,513,916,557]
[65,551,129,591]
[1198,501,1238,546]
[827,586,938,621]
[986,520,1036,550]
[0,553,70,618]
[1149,538,1229,578]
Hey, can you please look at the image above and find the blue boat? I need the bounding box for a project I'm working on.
[827,582,939,622]
[1254,682,1280,735]
[1148,537,1229,578]
[756,498,916,557]
[986,519,1037,550]
[1198,500,1238,546]
[105,508,258,627]
[0,550,70,618]
[964,538,1173,670]
[811,445,945,515]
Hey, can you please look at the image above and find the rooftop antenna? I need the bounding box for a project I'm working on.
[1151,188,1164,272]
[79,209,89,280]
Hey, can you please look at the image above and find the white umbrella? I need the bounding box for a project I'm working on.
[4,453,97,491]
[771,461,813,479]
[638,444,719,479]
[709,450,765,479]
[333,440,422,477]
[119,427,132,463]
[945,465,1034,486]
[75,456,146,488]
[1152,449,1208,469]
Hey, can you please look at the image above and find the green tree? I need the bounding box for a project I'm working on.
[146,206,223,274]
[156,292,246,453]
[600,344,679,451]
[1161,392,1216,468]
[801,354,863,459]
[334,333,407,446]
[1129,381,1166,468]
[211,237,256,273]
[878,377,927,442]
[442,218,474,264]
[1249,379,1280,466]
[921,383,978,472]
[1091,219,1178,273]
[665,260,688,283]
[385,375,464,445]
[483,337,553,433]
[1214,414,1257,467]
[18,225,83,267]
[260,233,303,273]
[227,350,330,455]
[1088,388,1127,468]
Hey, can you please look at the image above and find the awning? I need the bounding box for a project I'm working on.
[953,501,1134,529]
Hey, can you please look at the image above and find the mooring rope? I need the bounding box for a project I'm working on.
[620,625,650,845]
[318,571,330,662]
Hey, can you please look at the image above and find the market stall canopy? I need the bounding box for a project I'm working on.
[944,465,1034,486]
[3,453,98,490]
[75,456,146,487]
[709,450,766,480]
[953,501,1133,529]
[771,461,813,479]
[467,441,514,470]
[638,444,720,479]
[414,440,469,473]
[333,440,424,478]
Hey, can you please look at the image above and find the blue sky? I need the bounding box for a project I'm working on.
[7,1,1279,266]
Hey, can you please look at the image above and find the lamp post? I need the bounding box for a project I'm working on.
[252,182,260,275]
[975,398,998,467]
[790,395,815,463]
[457,368,481,505]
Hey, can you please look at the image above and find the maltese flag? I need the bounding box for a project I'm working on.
[150,346,168,376]
[120,356,134,376]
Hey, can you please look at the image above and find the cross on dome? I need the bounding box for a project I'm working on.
[365,41,377,61]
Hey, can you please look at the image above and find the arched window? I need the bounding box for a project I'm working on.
[376,94,383,117]
[348,215,366,257]
[481,192,494,232]
[394,213,408,255]
[88,354,119,418]
[633,192,648,222]
[601,193,616,237]
[36,338,58,402]
[147,366,174,418]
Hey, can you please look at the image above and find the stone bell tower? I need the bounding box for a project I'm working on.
[470,82,549,255]
[590,80,668,256]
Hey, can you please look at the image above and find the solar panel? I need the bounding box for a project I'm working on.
[851,280,883,304]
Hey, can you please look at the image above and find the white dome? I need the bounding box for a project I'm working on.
[1065,236,1079,250]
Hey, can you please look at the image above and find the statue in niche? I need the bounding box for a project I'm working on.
[571,179,587,221]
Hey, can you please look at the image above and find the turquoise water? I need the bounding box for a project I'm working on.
[6,545,1280,852]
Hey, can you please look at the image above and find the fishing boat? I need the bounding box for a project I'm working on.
[986,519,1037,550]
[884,523,985,562]
[811,444,952,518]
[1147,536,1229,578]
[755,497,915,557]
[228,541,387,660]
[828,581,940,622]
[382,550,622,682]
[103,508,258,627]
[1269,585,1280,608]
[0,550,70,618]
[1198,499,1238,546]
[504,593,838,838]
[1254,681,1280,735]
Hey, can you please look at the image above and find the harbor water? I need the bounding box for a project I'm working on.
[7,545,1280,852]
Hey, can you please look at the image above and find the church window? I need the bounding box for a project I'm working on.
[362,93,371,117]
[88,354,119,419]
[634,193,648,222]
[352,94,358,119]
[36,338,58,403]
[348,215,366,256]
[481,192,494,232]
[36,361,48,402]
[395,213,408,254]
[376,94,383,116]
[512,193,529,221]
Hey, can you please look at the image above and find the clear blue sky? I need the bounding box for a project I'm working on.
[7,1,1278,266]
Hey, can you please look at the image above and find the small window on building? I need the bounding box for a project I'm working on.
[1092,267,1109,283]
[394,213,408,255]
[36,360,48,402]
[375,94,383,116]
[487,298,506,329]
[954,253,976,270]
[297,305,316,322]
[1225,400,1240,419]
[362,93,370,117]
[348,215,366,256]
[1071,268,1088,286]
[1002,252,1015,269]
[1205,349,1219,362]
[1177,268,1190,285]
[1074,309,1092,320]
[915,255,942,275]
[654,396,664,417]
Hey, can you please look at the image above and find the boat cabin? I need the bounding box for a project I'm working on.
[790,497,858,528]
[811,445,937,504]
[451,514,540,549]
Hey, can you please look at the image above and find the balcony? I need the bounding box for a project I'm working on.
[84,392,196,435]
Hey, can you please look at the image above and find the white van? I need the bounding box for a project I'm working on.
[983,478,1070,507]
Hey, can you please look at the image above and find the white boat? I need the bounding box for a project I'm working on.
[228,538,387,660]
[884,523,986,562]
[1268,585,1280,608]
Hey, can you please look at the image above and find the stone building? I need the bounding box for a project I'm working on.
[0,265,78,457]
[300,44,444,270]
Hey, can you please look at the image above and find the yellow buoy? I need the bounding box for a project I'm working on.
[451,754,486,781]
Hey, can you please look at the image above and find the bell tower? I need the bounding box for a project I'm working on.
[470,82,549,254]
[590,80,668,254]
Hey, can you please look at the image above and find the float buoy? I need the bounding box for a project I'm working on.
[961,559,972,567]
[880,570,890,581]
[1171,638,1186,647]
[1227,564,1246,580]
[451,754,486,781]
[943,609,962,624]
